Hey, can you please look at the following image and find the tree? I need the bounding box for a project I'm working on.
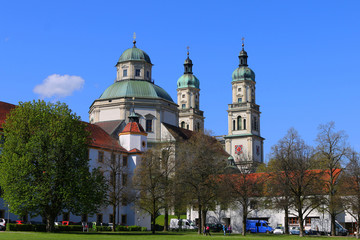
[315,122,349,236]
[221,158,264,236]
[102,151,133,231]
[0,100,106,232]
[176,131,227,234]
[271,128,322,237]
[341,151,360,239]
[133,147,164,234]
[263,158,293,234]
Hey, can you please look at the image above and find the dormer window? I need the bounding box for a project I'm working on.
[123,69,127,77]
[135,69,141,77]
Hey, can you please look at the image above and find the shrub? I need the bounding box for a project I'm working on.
[141,227,147,231]
[6,223,46,232]
[116,225,129,231]
[128,225,141,231]
[56,225,83,231]
[96,226,112,231]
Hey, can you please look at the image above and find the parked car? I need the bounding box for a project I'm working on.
[206,223,223,232]
[0,218,6,230]
[169,219,197,230]
[273,226,284,234]
[290,226,300,235]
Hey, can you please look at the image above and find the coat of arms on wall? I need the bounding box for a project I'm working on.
[235,145,243,155]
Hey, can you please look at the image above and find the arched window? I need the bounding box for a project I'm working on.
[237,116,242,130]
[181,121,185,128]
[243,119,246,130]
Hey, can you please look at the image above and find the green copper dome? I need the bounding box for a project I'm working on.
[177,74,200,89]
[99,80,174,102]
[118,47,152,64]
[232,66,255,82]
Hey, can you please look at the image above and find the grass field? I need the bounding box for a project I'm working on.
[0,232,356,240]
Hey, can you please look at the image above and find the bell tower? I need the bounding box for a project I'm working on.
[224,40,264,168]
[177,47,204,131]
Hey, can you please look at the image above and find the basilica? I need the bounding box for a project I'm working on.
[0,38,264,227]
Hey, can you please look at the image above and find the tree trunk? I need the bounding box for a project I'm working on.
[201,209,207,234]
[284,207,289,234]
[151,213,155,234]
[298,213,304,237]
[242,204,247,236]
[356,216,359,239]
[163,206,168,231]
[331,213,336,236]
[198,203,202,234]
[46,214,56,232]
[112,205,116,231]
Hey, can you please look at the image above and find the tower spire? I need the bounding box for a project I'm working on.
[239,37,248,67]
[184,46,193,74]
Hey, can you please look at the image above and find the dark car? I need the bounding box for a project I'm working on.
[206,223,223,232]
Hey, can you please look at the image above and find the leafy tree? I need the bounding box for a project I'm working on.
[315,122,349,236]
[0,100,106,232]
[271,128,323,237]
[176,131,226,234]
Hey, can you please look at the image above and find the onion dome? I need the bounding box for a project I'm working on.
[99,80,174,102]
[232,43,255,82]
[177,49,200,89]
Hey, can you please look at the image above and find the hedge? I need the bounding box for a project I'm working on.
[6,223,46,232]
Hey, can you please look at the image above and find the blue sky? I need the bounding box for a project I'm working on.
[1,0,359,162]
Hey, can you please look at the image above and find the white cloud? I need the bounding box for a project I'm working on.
[34,74,85,99]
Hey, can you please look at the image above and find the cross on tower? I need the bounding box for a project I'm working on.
[133,32,137,47]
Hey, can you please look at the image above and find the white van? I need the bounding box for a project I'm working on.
[170,219,197,230]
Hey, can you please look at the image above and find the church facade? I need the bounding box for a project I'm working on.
[0,39,264,226]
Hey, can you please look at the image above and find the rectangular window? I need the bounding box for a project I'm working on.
[238,88,241,92]
[147,71,150,78]
[182,104,186,109]
[238,98,242,103]
[289,217,298,224]
[63,212,70,221]
[123,69,127,77]
[146,119,152,132]
[0,209,4,218]
[111,153,116,165]
[110,172,115,185]
[122,195,127,206]
[182,94,185,98]
[135,69,141,77]
[121,214,127,225]
[98,151,104,163]
[123,156,128,167]
[109,214,114,224]
[81,214,88,223]
[96,214,103,224]
[122,173,128,186]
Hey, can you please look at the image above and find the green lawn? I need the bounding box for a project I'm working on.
[0,232,356,240]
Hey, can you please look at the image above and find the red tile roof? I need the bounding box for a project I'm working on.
[0,101,16,130]
[121,122,146,134]
[129,148,143,153]
[85,122,127,152]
